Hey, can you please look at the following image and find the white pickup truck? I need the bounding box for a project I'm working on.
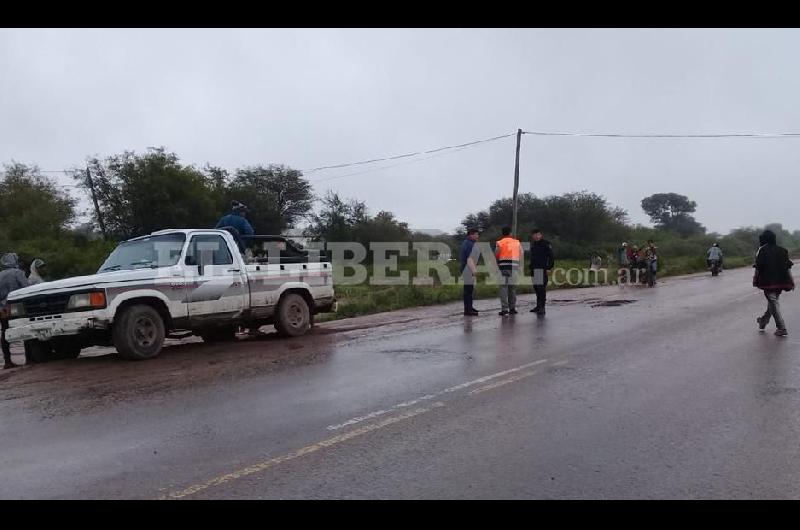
[4,229,335,362]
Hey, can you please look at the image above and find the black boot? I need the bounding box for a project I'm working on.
[3,359,19,369]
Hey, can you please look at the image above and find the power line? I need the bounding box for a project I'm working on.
[5,128,800,182]
[311,139,502,184]
[523,130,800,138]
[301,132,517,173]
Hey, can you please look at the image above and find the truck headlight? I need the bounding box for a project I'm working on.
[67,291,107,310]
[7,302,25,318]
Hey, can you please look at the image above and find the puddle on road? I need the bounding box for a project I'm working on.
[379,347,460,356]
[590,300,637,307]
[549,298,637,308]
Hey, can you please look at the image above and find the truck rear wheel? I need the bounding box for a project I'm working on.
[274,293,311,337]
[113,304,166,360]
[24,340,55,364]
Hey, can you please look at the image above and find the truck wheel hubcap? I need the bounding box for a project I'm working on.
[134,316,157,346]
[287,303,305,328]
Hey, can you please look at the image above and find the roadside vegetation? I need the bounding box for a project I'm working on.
[3,148,797,321]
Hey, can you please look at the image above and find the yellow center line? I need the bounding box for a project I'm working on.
[160,402,445,500]
[162,359,558,499]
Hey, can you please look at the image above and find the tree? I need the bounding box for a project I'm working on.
[1,162,114,279]
[79,148,219,239]
[355,210,411,244]
[458,191,629,253]
[641,193,704,235]
[306,192,410,246]
[0,162,75,242]
[307,192,365,243]
[225,165,313,234]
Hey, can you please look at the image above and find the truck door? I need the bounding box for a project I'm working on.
[184,233,248,327]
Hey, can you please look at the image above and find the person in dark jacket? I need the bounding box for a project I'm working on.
[528,229,554,315]
[1,253,29,369]
[460,228,481,316]
[215,201,255,251]
[754,230,794,336]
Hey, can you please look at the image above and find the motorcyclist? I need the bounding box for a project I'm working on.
[707,243,723,270]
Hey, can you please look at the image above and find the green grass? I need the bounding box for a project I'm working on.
[317,255,753,322]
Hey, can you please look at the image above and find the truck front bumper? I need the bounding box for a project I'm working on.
[4,311,110,343]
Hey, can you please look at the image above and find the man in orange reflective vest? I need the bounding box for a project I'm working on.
[495,226,522,316]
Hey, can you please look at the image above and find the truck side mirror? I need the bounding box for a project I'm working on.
[185,254,203,275]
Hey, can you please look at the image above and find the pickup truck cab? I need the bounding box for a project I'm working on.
[4,229,335,362]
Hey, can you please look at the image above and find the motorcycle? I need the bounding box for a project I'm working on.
[709,259,721,276]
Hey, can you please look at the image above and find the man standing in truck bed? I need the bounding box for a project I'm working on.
[215,201,255,252]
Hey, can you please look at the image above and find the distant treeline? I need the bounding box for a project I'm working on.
[2,147,797,279]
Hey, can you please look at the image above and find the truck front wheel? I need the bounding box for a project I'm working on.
[24,340,55,364]
[113,304,166,360]
[274,293,311,337]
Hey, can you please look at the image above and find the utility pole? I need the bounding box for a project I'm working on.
[511,128,522,236]
[86,167,107,240]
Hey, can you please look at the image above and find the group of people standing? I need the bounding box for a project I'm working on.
[617,240,659,286]
[459,227,554,317]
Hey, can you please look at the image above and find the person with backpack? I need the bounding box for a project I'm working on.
[754,230,794,336]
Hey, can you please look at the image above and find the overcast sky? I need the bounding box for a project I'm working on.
[2,28,799,234]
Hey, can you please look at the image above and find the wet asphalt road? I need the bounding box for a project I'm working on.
[1,266,799,499]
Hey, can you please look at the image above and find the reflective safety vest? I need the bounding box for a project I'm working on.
[496,237,521,272]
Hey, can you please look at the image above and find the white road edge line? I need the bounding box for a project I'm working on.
[326,358,549,431]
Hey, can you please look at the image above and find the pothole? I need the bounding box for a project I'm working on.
[591,300,637,307]
[550,298,637,308]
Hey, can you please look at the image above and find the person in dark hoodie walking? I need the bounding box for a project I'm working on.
[754,230,794,337]
[529,229,554,316]
[1,253,30,369]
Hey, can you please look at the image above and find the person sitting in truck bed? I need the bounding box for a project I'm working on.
[215,201,254,252]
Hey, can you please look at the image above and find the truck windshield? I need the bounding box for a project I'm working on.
[98,233,187,272]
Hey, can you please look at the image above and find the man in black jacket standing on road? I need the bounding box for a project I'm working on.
[754,229,794,336]
[529,229,554,316]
